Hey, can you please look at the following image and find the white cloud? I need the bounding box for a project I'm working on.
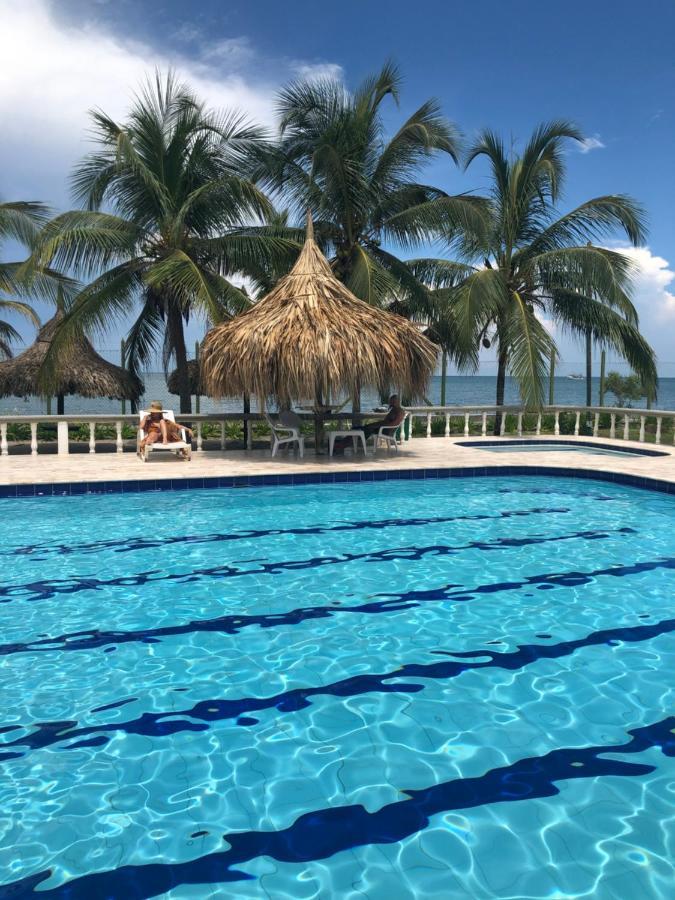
[614,245,675,323]
[577,135,605,153]
[0,0,339,208]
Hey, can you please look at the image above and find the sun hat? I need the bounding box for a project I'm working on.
[150,400,163,411]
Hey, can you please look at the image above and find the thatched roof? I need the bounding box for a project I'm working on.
[201,215,437,403]
[0,311,143,400]
[168,358,203,396]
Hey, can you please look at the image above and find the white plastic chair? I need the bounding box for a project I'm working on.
[137,409,192,462]
[265,413,305,458]
[369,412,408,454]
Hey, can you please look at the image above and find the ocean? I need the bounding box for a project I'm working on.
[2,375,672,415]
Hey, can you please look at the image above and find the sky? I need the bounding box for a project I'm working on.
[1,0,675,376]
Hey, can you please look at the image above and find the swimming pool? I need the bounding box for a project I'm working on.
[1,475,673,899]
[458,439,669,457]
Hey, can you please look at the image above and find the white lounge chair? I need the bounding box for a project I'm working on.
[137,409,192,462]
[369,413,408,454]
[265,413,304,458]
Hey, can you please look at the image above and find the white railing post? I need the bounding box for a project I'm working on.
[220,420,225,450]
[610,414,616,439]
[536,413,541,435]
[0,422,7,456]
[30,422,38,456]
[196,422,203,452]
[656,417,662,445]
[593,413,599,437]
[554,411,560,436]
[481,412,487,436]
[574,411,580,436]
[57,421,69,455]
[464,413,470,437]
[445,413,450,438]
[89,422,96,454]
[517,412,523,437]
[115,420,123,453]
[623,415,630,441]
[426,413,432,439]
[500,413,506,436]
[639,416,646,443]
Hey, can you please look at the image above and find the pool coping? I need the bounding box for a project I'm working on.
[3,464,675,498]
[456,439,669,457]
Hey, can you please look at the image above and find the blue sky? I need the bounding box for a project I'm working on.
[2,0,675,375]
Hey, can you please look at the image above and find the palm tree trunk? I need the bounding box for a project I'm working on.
[440,349,447,406]
[585,331,592,409]
[494,348,508,435]
[57,394,64,415]
[243,393,251,448]
[167,304,191,414]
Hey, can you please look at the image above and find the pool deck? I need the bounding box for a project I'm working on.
[2,434,675,489]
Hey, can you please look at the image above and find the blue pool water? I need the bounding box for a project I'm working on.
[1,476,674,899]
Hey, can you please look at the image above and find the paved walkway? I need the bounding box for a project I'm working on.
[2,435,675,486]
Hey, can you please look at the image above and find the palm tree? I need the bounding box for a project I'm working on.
[429,122,656,432]
[255,62,487,416]
[34,73,299,412]
[0,201,46,357]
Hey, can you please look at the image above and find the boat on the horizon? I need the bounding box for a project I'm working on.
[567,373,584,380]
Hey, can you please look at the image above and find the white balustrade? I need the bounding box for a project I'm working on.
[656,417,662,445]
[445,413,450,438]
[574,411,580,436]
[610,414,616,439]
[30,422,38,456]
[517,412,523,437]
[57,421,69,455]
[0,422,7,456]
[115,420,123,453]
[481,412,487,436]
[426,413,432,439]
[196,422,203,452]
[89,422,96,454]
[554,411,560,436]
[464,413,470,437]
[500,413,506,436]
[593,413,599,437]
[639,416,646,443]
[623,415,630,441]
[536,413,542,435]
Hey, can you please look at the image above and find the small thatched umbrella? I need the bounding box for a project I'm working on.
[168,359,203,396]
[0,311,144,414]
[201,215,437,446]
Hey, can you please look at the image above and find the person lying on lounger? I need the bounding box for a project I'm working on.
[140,401,193,451]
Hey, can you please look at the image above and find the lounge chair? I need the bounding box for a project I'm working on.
[265,413,305,458]
[369,413,408,454]
[137,409,192,462]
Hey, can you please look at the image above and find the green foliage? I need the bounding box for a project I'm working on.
[604,370,647,407]
[33,73,300,412]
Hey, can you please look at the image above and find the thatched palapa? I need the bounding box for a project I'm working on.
[168,359,203,396]
[201,215,437,405]
[0,311,143,404]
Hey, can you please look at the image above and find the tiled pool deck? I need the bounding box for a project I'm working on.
[2,435,675,495]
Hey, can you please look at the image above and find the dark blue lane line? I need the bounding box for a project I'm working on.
[0,526,627,605]
[2,717,673,899]
[2,615,674,762]
[0,529,647,660]
[7,506,571,559]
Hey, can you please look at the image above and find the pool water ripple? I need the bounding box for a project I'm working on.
[0,476,674,899]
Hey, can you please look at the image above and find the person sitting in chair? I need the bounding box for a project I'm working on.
[140,401,193,451]
[359,394,406,440]
[334,395,405,452]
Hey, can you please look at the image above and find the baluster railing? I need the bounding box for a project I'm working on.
[464,413,470,437]
[623,414,630,441]
[115,421,123,453]
[30,422,38,456]
[0,422,7,456]
[610,414,616,439]
[481,412,487,436]
[639,416,646,443]
[656,417,662,445]
[574,411,580,436]
[89,422,96,454]
[445,413,450,438]
[593,412,599,437]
